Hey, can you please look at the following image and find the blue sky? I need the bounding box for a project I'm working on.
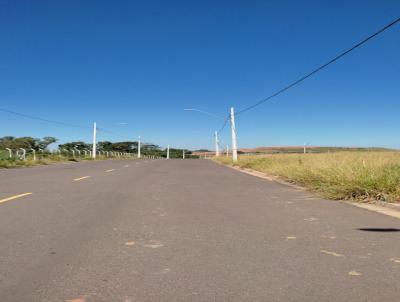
[0,0,399,150]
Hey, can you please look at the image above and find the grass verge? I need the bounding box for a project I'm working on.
[215,151,400,202]
[0,154,132,169]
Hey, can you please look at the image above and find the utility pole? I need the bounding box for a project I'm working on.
[5,148,12,158]
[167,145,170,159]
[92,122,97,159]
[182,149,185,159]
[215,130,220,156]
[230,107,238,162]
[138,135,141,159]
[226,145,229,157]
[304,143,306,154]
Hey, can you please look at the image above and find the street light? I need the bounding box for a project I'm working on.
[184,107,238,161]
[92,122,97,159]
[184,108,225,157]
[183,108,225,120]
[304,142,310,154]
[138,135,141,159]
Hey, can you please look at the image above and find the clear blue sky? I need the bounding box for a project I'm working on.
[1,0,399,150]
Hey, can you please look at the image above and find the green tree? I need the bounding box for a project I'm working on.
[0,136,37,149]
[58,141,90,151]
[37,137,57,150]
[98,141,113,151]
[110,141,137,152]
[1,136,58,151]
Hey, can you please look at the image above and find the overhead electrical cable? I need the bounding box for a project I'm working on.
[0,108,135,141]
[0,108,91,129]
[235,17,400,116]
[96,127,133,140]
[217,116,229,135]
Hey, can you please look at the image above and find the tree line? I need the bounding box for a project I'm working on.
[0,136,196,158]
[0,136,57,150]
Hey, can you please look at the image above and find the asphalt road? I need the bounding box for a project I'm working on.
[0,159,399,302]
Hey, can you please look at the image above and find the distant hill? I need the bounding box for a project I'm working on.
[191,146,396,157]
[239,146,395,154]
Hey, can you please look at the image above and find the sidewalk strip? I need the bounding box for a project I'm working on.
[0,192,33,204]
[73,176,90,181]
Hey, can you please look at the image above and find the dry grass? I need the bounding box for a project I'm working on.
[0,154,82,168]
[0,154,126,168]
[215,151,400,202]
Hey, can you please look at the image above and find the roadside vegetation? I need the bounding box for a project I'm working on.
[0,136,198,168]
[0,152,80,168]
[215,151,400,202]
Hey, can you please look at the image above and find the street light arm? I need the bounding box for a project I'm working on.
[183,108,226,120]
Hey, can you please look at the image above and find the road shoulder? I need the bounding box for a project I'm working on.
[217,161,400,220]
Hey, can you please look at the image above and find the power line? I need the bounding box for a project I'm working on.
[217,115,229,135]
[0,108,91,129]
[236,16,400,116]
[96,127,133,140]
[0,107,135,141]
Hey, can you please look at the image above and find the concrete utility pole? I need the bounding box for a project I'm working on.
[19,148,26,161]
[304,143,307,154]
[167,145,170,159]
[230,107,238,162]
[138,136,141,159]
[30,148,36,161]
[5,148,12,158]
[215,130,220,156]
[182,149,185,159]
[92,122,97,159]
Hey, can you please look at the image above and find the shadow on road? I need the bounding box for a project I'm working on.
[358,228,400,232]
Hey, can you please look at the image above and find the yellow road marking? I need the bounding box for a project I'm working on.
[105,169,115,172]
[0,192,33,204]
[143,240,164,248]
[320,250,344,257]
[73,176,90,181]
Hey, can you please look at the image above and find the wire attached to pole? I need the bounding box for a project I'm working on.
[0,108,90,129]
[235,17,400,116]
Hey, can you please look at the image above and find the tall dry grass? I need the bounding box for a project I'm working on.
[215,152,400,202]
[0,154,81,168]
[0,153,125,168]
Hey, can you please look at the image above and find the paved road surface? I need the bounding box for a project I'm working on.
[0,159,399,301]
